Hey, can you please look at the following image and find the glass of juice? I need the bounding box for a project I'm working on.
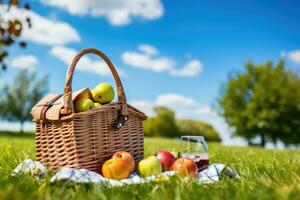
[180,136,209,171]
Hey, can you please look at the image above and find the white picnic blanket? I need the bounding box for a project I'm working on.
[12,159,239,186]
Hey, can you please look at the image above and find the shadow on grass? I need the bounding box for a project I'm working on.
[0,130,35,138]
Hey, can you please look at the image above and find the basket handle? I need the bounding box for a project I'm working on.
[61,48,129,128]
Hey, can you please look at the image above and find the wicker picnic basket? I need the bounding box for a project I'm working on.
[31,48,147,172]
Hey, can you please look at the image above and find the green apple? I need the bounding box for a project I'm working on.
[94,102,102,108]
[73,89,92,109]
[91,83,115,104]
[74,98,95,113]
[138,156,162,177]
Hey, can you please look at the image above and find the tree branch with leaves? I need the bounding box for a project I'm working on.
[0,0,31,71]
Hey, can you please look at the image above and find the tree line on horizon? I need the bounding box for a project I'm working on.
[143,106,222,142]
[0,61,299,147]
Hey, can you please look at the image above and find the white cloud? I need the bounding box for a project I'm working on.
[130,100,154,116]
[131,93,213,119]
[50,46,126,77]
[10,55,38,70]
[170,60,203,77]
[122,44,203,77]
[107,9,131,25]
[0,5,80,45]
[41,0,164,26]
[281,50,300,64]
[130,93,247,146]
[139,44,158,56]
[122,50,174,73]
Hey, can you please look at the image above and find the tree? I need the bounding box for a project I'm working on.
[218,60,300,147]
[144,106,178,137]
[0,0,32,72]
[176,119,221,142]
[0,69,48,132]
[143,107,222,141]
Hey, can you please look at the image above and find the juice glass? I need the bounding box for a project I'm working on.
[180,136,209,171]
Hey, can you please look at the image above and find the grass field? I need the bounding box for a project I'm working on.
[0,134,299,200]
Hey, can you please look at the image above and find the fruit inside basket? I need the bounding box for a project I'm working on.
[73,82,115,113]
[31,82,117,121]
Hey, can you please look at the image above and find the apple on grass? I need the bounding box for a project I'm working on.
[138,156,162,177]
[155,150,176,171]
[171,158,198,177]
[92,83,115,104]
[112,151,135,173]
[102,158,130,180]
[74,98,95,113]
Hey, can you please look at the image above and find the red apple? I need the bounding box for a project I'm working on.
[171,158,198,177]
[155,150,176,171]
[112,151,135,173]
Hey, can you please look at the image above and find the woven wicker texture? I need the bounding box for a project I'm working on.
[35,48,146,172]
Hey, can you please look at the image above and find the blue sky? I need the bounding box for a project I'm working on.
[1,0,300,146]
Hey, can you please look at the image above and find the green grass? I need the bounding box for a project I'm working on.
[0,134,299,200]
